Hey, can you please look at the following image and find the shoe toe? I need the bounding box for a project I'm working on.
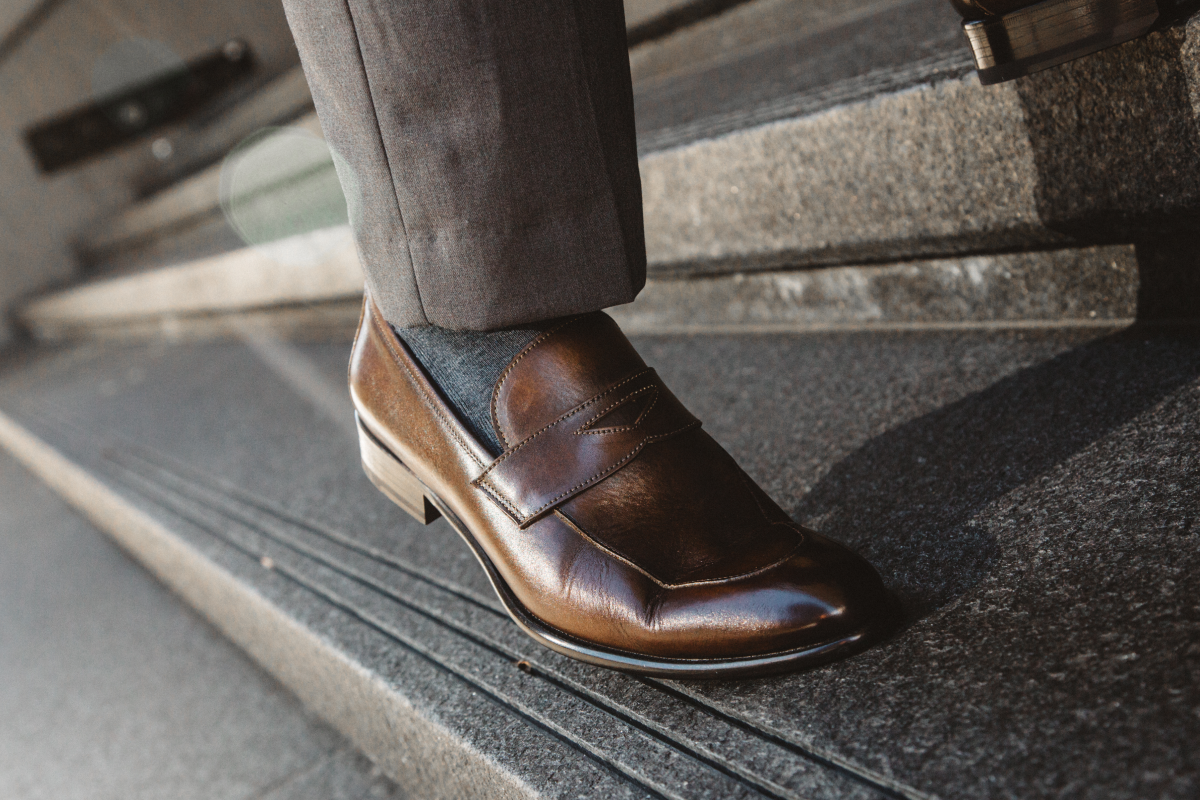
[648,529,894,661]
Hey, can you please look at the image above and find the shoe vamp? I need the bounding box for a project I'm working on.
[558,430,802,586]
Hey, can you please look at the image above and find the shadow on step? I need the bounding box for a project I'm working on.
[795,324,1200,624]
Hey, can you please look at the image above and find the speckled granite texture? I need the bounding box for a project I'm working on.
[0,326,1196,798]
[611,245,1139,331]
[1017,20,1200,239]
[0,447,406,800]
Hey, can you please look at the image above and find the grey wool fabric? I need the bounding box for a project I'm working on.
[281,0,647,331]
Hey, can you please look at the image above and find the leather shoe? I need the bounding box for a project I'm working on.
[350,295,894,677]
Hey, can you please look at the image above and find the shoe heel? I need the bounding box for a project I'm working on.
[356,413,442,525]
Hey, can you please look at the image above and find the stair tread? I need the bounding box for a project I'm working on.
[0,439,404,800]
[632,0,969,153]
[2,328,1198,798]
[20,243,1144,340]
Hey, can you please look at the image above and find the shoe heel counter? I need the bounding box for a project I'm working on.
[347,293,369,391]
[356,412,442,525]
[348,294,392,423]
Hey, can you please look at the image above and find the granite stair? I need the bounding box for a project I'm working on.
[4,0,1200,796]
[1,324,1198,798]
[19,0,1198,343]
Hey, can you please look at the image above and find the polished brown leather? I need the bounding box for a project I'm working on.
[350,295,891,661]
[475,337,701,527]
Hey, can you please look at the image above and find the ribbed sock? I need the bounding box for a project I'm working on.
[395,323,547,455]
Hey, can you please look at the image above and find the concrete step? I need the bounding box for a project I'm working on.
[59,1,1200,314]
[0,432,405,799]
[8,241,1134,340]
[21,225,364,342]
[0,0,306,347]
[126,65,318,201]
[624,0,757,43]
[1,326,1199,798]
[22,235,1200,342]
[18,0,1200,343]
[637,0,1200,274]
[75,112,327,272]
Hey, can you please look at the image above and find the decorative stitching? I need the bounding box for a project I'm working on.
[576,387,658,435]
[369,304,486,469]
[477,369,654,477]
[478,415,700,523]
[473,369,702,523]
[645,419,701,443]
[489,316,589,450]
[475,475,526,521]
[508,441,647,526]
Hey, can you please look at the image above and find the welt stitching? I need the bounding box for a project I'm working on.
[478,369,653,478]
[576,387,658,434]
[370,308,485,469]
[490,316,588,449]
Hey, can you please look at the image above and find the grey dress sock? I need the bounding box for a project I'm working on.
[396,323,549,455]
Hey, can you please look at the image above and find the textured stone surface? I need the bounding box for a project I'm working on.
[2,327,1198,798]
[0,448,404,800]
[22,299,364,344]
[63,6,1200,305]
[1016,17,1200,239]
[23,226,361,332]
[632,0,972,153]
[0,349,891,799]
[647,328,1200,800]
[1135,234,1200,320]
[258,749,409,800]
[624,0,720,33]
[24,244,1146,343]
[611,245,1138,332]
[79,113,326,263]
[640,74,1064,275]
[628,0,889,85]
[634,8,1200,275]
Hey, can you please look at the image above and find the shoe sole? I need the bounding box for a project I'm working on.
[964,0,1159,84]
[356,412,890,678]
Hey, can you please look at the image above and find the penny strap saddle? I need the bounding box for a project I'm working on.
[473,367,701,528]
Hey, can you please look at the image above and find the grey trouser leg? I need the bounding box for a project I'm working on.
[281,0,646,330]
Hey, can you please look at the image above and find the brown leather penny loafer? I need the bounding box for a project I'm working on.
[350,295,895,677]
